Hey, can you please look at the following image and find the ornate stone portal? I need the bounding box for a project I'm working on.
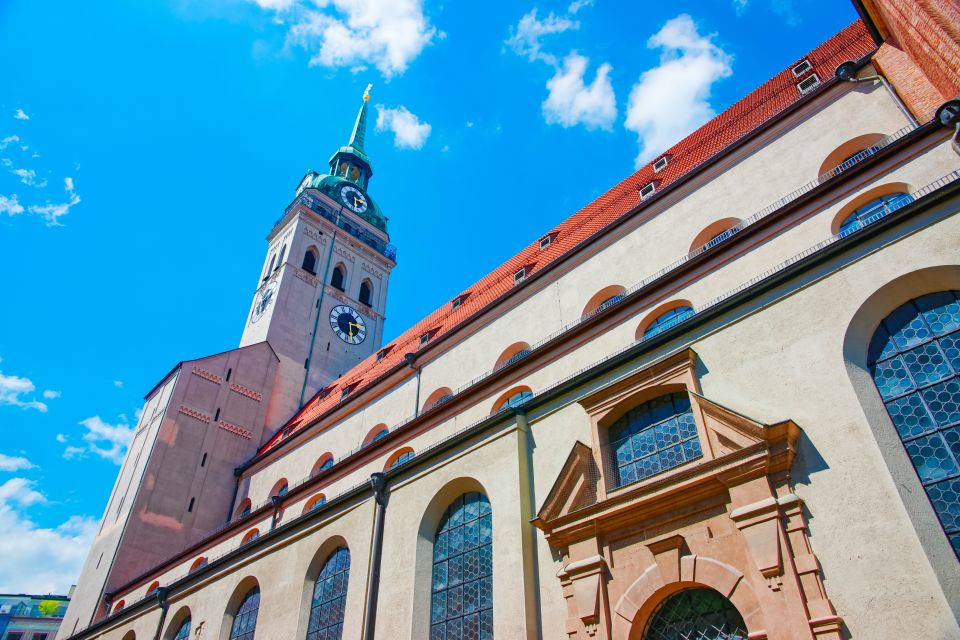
[533,350,843,640]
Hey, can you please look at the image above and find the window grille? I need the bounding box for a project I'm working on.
[644,588,747,640]
[306,547,350,640]
[868,291,960,558]
[653,156,669,172]
[640,183,656,200]
[797,73,821,95]
[431,492,493,639]
[229,587,260,640]
[539,234,555,250]
[791,59,812,77]
[609,392,702,488]
[514,268,526,284]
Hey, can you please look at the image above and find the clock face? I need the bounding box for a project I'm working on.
[251,282,277,324]
[329,305,367,345]
[339,185,369,214]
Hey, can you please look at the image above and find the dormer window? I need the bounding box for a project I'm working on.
[376,345,394,362]
[640,183,657,201]
[341,382,358,400]
[797,73,821,95]
[419,331,434,346]
[514,267,527,284]
[539,233,557,250]
[791,58,813,77]
[653,156,669,173]
[451,293,469,310]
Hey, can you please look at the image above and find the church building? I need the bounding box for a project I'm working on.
[58,1,960,638]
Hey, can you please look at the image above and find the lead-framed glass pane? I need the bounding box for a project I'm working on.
[306,546,350,640]
[229,587,260,640]
[431,492,492,640]
[870,291,960,559]
[172,618,191,640]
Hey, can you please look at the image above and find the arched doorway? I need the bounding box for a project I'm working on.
[642,588,747,640]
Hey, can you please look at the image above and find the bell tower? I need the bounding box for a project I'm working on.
[240,85,396,424]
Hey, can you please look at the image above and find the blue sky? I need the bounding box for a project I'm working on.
[0,0,858,592]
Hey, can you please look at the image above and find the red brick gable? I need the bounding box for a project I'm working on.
[261,20,874,453]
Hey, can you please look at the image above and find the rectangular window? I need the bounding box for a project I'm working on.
[791,58,812,77]
[514,268,526,284]
[797,73,821,95]
[8,634,24,640]
[653,156,669,172]
[35,632,49,639]
[640,183,656,200]
[419,332,432,346]
[539,234,555,250]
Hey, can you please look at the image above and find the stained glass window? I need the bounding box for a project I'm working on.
[644,588,747,640]
[320,458,334,472]
[869,290,960,558]
[390,450,415,469]
[172,618,191,640]
[643,307,695,339]
[306,547,350,640]
[431,492,493,640]
[229,587,260,640]
[609,392,702,488]
[838,192,914,236]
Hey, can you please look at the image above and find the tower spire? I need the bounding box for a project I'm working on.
[348,84,372,153]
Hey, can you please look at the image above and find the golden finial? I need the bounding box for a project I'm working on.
[363,83,373,102]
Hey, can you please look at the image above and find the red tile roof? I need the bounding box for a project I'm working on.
[261,20,874,454]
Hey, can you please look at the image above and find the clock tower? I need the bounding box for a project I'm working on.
[240,85,395,426]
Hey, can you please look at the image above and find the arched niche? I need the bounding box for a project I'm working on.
[818,132,886,176]
[688,217,742,254]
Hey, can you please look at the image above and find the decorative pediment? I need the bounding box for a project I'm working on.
[536,441,599,524]
[689,391,766,457]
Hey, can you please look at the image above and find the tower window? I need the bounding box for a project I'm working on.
[226,368,232,382]
[348,164,361,182]
[275,244,287,271]
[188,497,195,512]
[302,248,318,275]
[359,280,373,306]
[337,161,349,178]
[265,254,276,280]
[201,453,207,467]
[214,408,220,422]
[331,265,346,291]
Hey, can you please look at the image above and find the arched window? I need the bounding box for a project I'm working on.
[265,254,276,280]
[302,248,318,275]
[189,556,207,574]
[113,600,125,613]
[303,494,327,513]
[359,280,373,306]
[609,392,702,488]
[320,457,334,471]
[869,291,960,557]
[423,387,454,412]
[642,306,695,339]
[386,447,415,470]
[307,547,350,640]
[331,264,346,291]
[372,429,389,442]
[312,454,334,477]
[271,479,289,498]
[582,285,627,319]
[236,498,252,519]
[431,492,493,639]
[838,192,914,236]
[242,528,259,544]
[494,342,532,370]
[643,588,747,639]
[171,618,191,640]
[276,244,287,271]
[688,217,742,254]
[229,587,260,640]
[147,581,160,595]
[491,386,534,414]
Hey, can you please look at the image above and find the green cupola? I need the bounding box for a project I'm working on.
[328,83,374,190]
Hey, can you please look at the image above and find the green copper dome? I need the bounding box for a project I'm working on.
[300,172,387,233]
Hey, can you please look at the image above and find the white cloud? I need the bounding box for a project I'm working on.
[0,454,36,472]
[0,370,48,412]
[732,0,749,14]
[55,434,68,444]
[62,446,86,460]
[13,109,30,120]
[113,379,124,388]
[375,105,431,149]
[625,14,732,166]
[42,389,61,399]
[0,478,97,593]
[0,195,24,216]
[543,52,616,130]
[506,9,578,65]
[0,135,19,150]
[567,0,594,14]
[27,176,80,227]
[76,416,134,465]
[12,168,47,188]
[254,0,436,77]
